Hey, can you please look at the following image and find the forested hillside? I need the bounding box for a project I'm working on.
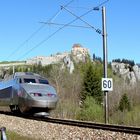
[0,57,140,126]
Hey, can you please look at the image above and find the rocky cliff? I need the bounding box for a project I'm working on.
[111,62,140,85]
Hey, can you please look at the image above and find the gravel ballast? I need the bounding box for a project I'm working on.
[0,114,140,140]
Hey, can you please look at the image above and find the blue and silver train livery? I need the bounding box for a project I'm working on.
[0,72,58,115]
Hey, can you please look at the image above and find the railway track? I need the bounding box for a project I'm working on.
[31,117,140,135]
[1,111,140,136]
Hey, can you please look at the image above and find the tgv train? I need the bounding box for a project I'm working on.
[0,72,58,115]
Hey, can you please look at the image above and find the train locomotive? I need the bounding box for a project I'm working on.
[0,72,58,115]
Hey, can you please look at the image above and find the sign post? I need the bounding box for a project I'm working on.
[102,6,109,124]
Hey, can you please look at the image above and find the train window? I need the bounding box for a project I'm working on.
[24,78,36,83]
[16,78,22,84]
[19,78,22,83]
[39,79,49,84]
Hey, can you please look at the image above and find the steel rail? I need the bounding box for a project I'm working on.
[0,111,140,135]
[42,118,140,135]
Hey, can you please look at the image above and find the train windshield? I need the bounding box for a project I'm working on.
[39,79,49,84]
[24,78,36,83]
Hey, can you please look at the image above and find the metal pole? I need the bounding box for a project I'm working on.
[102,6,109,124]
[0,127,7,140]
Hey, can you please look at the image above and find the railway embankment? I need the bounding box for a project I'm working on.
[0,114,140,140]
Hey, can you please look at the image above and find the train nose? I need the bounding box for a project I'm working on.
[19,83,58,112]
[30,92,57,98]
[21,83,57,97]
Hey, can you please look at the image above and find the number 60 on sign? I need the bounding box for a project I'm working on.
[102,78,113,91]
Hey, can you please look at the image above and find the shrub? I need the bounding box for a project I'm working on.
[76,96,104,122]
[118,93,131,112]
[110,105,140,126]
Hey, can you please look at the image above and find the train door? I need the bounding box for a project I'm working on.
[0,80,13,106]
[11,77,21,105]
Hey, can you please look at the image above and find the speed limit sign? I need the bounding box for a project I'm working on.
[102,78,113,91]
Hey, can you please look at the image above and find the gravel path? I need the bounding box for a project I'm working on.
[0,114,140,140]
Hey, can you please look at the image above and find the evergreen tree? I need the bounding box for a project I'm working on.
[81,63,103,104]
[118,93,131,112]
[93,53,102,63]
[93,53,96,61]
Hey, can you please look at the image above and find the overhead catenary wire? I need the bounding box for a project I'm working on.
[17,7,96,61]
[61,6,101,34]
[41,0,110,35]
[4,0,74,61]
[17,0,109,60]
[65,0,109,10]
[97,0,109,8]
[60,0,109,34]
[66,6,92,10]
[4,24,45,60]
[40,22,92,29]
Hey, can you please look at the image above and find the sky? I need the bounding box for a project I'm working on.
[0,0,140,63]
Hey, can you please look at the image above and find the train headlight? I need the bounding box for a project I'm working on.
[46,93,56,97]
[30,93,42,97]
[30,93,34,96]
